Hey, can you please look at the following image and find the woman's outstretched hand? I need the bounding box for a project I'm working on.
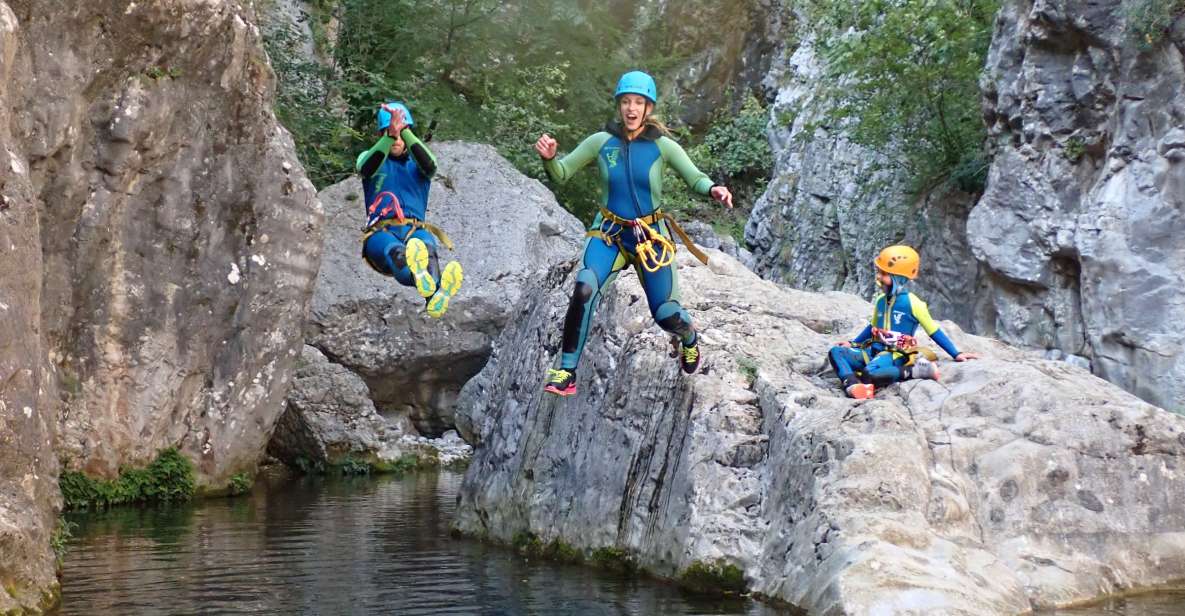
[535,134,558,160]
[955,352,980,362]
[711,185,734,208]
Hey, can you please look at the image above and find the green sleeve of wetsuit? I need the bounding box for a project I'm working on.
[355,135,396,176]
[909,294,941,336]
[544,133,609,184]
[400,127,437,177]
[657,136,714,196]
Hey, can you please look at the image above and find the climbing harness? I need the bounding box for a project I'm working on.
[584,207,709,270]
[860,326,939,367]
[359,191,454,273]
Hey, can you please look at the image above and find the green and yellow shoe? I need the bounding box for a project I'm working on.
[406,238,437,298]
[426,260,463,318]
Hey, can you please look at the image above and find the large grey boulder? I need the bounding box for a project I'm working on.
[268,345,471,470]
[968,0,1185,412]
[1,0,321,611]
[745,38,982,329]
[0,2,59,611]
[25,0,322,486]
[454,248,1185,614]
[306,142,583,437]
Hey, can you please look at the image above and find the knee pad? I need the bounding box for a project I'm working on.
[572,269,599,304]
[654,301,692,336]
[389,245,407,270]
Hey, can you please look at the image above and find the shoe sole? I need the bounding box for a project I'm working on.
[426,260,463,318]
[848,384,875,400]
[406,238,437,298]
[544,384,577,397]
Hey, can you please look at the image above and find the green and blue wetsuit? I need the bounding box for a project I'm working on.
[546,122,716,371]
[357,128,439,285]
[829,281,961,387]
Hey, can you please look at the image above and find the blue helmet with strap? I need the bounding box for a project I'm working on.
[615,71,657,104]
[376,101,414,132]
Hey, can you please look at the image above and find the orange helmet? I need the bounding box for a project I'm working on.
[874,245,920,279]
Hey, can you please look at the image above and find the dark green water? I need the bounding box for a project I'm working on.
[56,470,1185,615]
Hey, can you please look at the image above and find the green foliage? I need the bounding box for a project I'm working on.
[337,456,372,476]
[50,517,77,567]
[511,531,583,563]
[1125,0,1185,48]
[60,448,196,510]
[663,94,771,241]
[264,0,763,224]
[678,559,747,595]
[371,453,420,474]
[1062,136,1087,162]
[806,0,999,194]
[590,546,637,573]
[227,473,253,496]
[737,355,759,383]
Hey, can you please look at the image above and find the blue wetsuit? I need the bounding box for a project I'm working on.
[544,122,716,371]
[829,279,962,387]
[357,128,439,286]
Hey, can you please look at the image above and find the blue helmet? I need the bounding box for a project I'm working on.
[376,102,414,132]
[615,71,657,104]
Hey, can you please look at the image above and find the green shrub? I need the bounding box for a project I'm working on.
[1125,0,1185,48]
[50,517,77,567]
[590,546,637,573]
[806,0,999,194]
[678,559,747,594]
[227,472,253,496]
[60,447,196,510]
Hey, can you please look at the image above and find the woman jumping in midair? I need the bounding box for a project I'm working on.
[535,71,733,396]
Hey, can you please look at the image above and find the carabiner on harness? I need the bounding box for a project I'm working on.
[633,218,676,273]
[363,191,406,231]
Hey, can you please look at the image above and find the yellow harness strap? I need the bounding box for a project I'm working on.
[362,217,455,251]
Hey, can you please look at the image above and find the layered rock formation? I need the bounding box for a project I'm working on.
[969,0,1185,412]
[744,38,982,330]
[305,143,583,437]
[625,0,794,128]
[2,0,320,610]
[454,249,1185,613]
[0,3,59,611]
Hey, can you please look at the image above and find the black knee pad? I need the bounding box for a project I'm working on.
[572,281,594,304]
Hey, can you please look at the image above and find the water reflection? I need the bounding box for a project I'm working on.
[59,471,788,615]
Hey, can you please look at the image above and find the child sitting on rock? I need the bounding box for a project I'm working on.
[828,245,979,399]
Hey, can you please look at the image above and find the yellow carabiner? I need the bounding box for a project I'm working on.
[634,219,676,272]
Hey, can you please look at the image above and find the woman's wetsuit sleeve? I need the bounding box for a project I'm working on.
[911,295,961,358]
[401,128,437,177]
[544,133,606,184]
[356,135,396,178]
[657,137,714,196]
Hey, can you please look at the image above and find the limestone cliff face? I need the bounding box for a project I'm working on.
[747,1,1185,412]
[969,0,1185,412]
[744,38,983,332]
[1,1,320,609]
[454,249,1185,613]
[0,3,59,611]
